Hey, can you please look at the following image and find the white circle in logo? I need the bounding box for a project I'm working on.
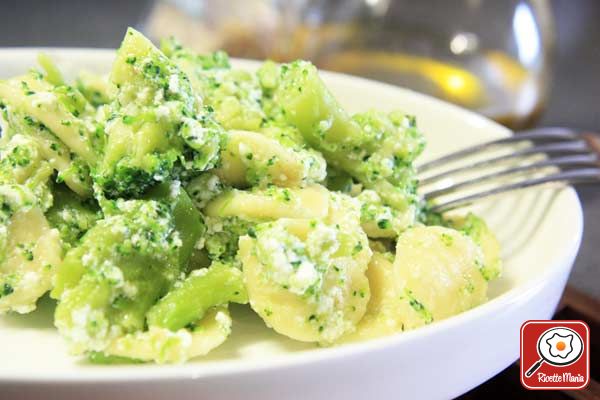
[538,327,584,366]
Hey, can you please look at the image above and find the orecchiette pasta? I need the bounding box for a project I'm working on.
[0,28,502,364]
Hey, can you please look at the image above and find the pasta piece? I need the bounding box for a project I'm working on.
[367,238,394,254]
[0,199,62,314]
[240,195,371,344]
[0,134,65,314]
[342,251,406,341]
[393,226,488,329]
[215,130,326,188]
[37,53,65,86]
[0,70,97,196]
[357,189,416,238]
[103,306,232,363]
[204,185,329,221]
[347,226,489,341]
[0,105,92,197]
[76,71,113,107]
[202,185,330,262]
[0,73,100,164]
[0,134,54,208]
[446,213,502,281]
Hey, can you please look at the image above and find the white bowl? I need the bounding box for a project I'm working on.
[0,49,583,400]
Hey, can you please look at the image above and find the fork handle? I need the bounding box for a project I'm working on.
[583,133,600,163]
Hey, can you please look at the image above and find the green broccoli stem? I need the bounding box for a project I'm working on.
[146,262,248,331]
[145,183,206,265]
[275,61,366,151]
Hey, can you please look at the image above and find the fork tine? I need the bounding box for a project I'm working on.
[417,127,579,173]
[419,140,590,185]
[424,153,600,200]
[427,168,600,213]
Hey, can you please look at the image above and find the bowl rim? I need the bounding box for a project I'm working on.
[0,48,584,384]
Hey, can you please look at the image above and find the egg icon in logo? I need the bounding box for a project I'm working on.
[546,332,573,359]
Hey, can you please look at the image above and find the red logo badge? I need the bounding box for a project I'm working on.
[520,320,590,390]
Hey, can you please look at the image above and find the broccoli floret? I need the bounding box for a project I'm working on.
[203,216,254,263]
[185,173,224,210]
[160,37,230,70]
[274,61,425,211]
[46,184,101,249]
[94,28,224,198]
[324,166,356,194]
[94,144,181,198]
[161,40,264,132]
[357,189,417,238]
[52,183,205,354]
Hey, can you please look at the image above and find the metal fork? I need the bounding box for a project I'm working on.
[418,127,600,213]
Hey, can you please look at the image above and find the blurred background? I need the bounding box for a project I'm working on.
[0,0,598,396]
[2,0,599,133]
